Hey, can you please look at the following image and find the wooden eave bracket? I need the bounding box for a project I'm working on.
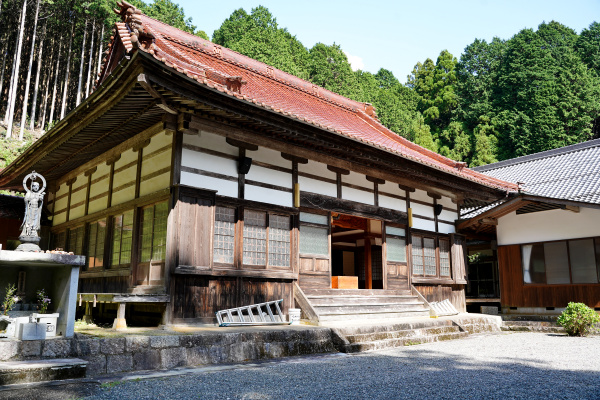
[281,153,308,164]
[137,73,177,115]
[226,137,259,151]
[327,165,350,175]
[366,176,385,185]
[564,205,580,213]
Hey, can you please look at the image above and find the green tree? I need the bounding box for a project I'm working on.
[307,42,357,97]
[213,6,309,78]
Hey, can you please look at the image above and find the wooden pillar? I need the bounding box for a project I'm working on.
[83,302,93,324]
[365,236,372,290]
[113,303,127,330]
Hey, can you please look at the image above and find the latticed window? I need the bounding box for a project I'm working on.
[439,238,451,277]
[213,206,235,264]
[88,219,106,269]
[243,210,267,265]
[269,215,291,267]
[67,225,84,256]
[386,226,407,263]
[111,210,134,267]
[139,201,168,263]
[412,234,452,278]
[53,231,67,251]
[299,212,329,256]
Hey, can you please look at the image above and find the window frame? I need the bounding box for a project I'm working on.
[110,209,134,269]
[384,223,408,264]
[212,203,294,270]
[410,231,452,280]
[520,236,600,285]
[298,211,330,259]
[87,218,107,270]
[138,200,169,265]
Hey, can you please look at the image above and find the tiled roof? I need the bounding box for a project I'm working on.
[474,139,600,205]
[105,1,516,193]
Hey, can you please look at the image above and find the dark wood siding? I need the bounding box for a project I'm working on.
[414,284,466,312]
[498,245,600,308]
[171,276,293,323]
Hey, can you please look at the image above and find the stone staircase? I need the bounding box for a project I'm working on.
[0,358,87,385]
[302,289,430,324]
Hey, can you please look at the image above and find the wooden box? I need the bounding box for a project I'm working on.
[332,276,358,289]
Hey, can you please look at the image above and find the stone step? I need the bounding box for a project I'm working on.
[0,358,87,385]
[318,310,430,322]
[341,331,469,353]
[315,304,428,315]
[302,289,412,296]
[307,295,418,306]
[501,321,565,333]
[344,325,461,344]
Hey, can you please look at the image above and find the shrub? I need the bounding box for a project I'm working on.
[557,302,600,337]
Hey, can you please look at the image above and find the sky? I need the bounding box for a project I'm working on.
[173,0,599,82]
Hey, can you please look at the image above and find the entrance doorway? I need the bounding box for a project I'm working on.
[330,213,383,289]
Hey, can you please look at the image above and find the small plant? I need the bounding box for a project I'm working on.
[37,289,51,314]
[557,302,600,337]
[2,284,20,316]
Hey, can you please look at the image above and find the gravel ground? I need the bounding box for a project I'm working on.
[85,332,600,400]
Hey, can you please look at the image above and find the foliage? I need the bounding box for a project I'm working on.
[2,284,19,316]
[557,302,600,337]
[37,288,51,314]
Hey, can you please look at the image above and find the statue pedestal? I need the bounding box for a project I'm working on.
[15,235,42,252]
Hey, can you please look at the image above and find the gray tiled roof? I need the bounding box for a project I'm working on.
[473,139,600,205]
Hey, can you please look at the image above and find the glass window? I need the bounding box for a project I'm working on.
[111,210,134,267]
[439,238,451,277]
[68,225,84,255]
[412,236,424,275]
[544,242,570,284]
[213,207,235,264]
[568,239,598,284]
[423,237,437,275]
[522,243,546,284]
[87,219,106,269]
[268,215,291,267]
[139,201,168,263]
[299,212,329,256]
[387,237,407,263]
[53,231,66,251]
[299,212,328,225]
[243,210,267,266]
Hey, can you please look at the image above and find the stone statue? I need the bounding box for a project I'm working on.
[15,171,46,252]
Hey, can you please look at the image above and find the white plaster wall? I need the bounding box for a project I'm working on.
[437,195,456,209]
[438,222,456,234]
[246,184,293,207]
[246,165,291,188]
[111,187,135,208]
[140,172,171,197]
[180,171,238,198]
[412,217,435,232]
[379,181,404,198]
[343,186,375,205]
[379,195,407,212]
[299,160,336,179]
[185,131,238,156]
[299,176,337,197]
[182,150,238,177]
[439,209,458,222]
[250,146,291,169]
[344,171,372,189]
[411,189,433,204]
[497,207,600,246]
[411,202,433,219]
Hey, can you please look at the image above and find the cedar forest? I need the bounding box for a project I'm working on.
[0,0,598,170]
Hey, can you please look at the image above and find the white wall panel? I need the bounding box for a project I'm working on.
[299,176,337,198]
[251,146,291,169]
[439,209,458,222]
[343,186,374,205]
[300,160,336,179]
[411,202,433,219]
[246,185,293,207]
[140,172,171,197]
[246,165,291,188]
[497,207,600,246]
[181,171,238,198]
[412,189,432,203]
[438,222,456,234]
[185,131,238,156]
[379,181,405,197]
[438,195,456,209]
[111,187,135,208]
[412,217,435,232]
[344,171,371,189]
[379,195,406,212]
[182,150,237,177]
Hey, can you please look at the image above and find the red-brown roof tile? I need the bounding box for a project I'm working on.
[108,1,517,193]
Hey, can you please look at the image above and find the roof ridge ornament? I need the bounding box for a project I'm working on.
[115,1,155,50]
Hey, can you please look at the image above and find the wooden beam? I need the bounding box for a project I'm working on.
[226,137,259,151]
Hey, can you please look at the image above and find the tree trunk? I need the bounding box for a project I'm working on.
[84,21,96,99]
[60,24,74,120]
[3,9,22,127]
[19,0,41,141]
[76,18,88,107]
[93,24,105,93]
[5,0,27,138]
[29,27,46,131]
[0,41,8,105]
[39,51,53,132]
[48,39,63,128]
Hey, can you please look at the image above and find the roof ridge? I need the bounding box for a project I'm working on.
[474,138,600,172]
